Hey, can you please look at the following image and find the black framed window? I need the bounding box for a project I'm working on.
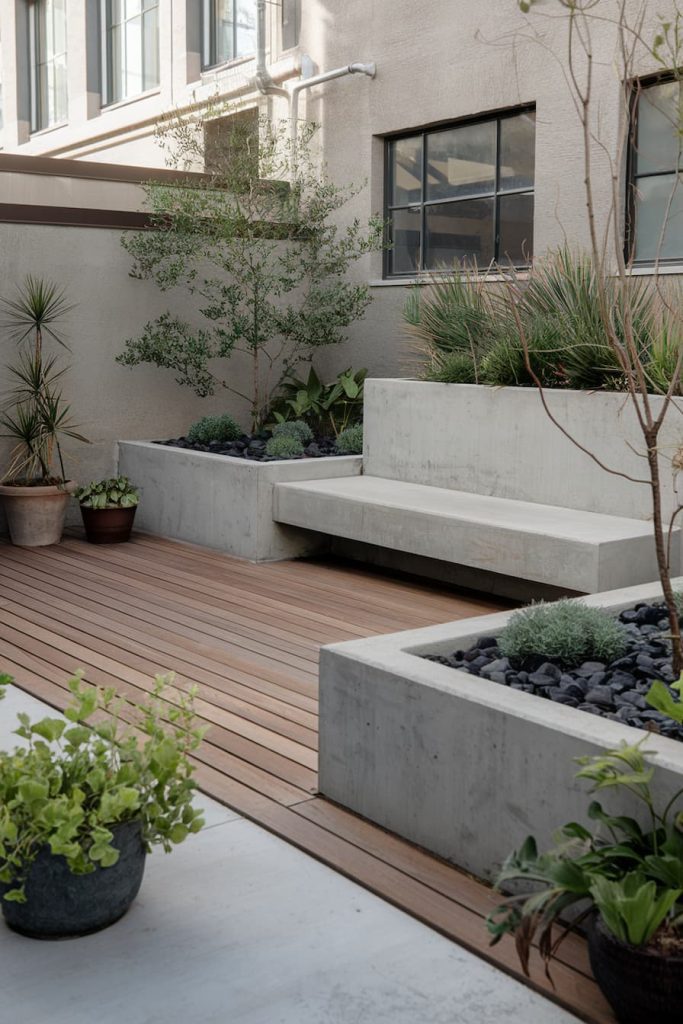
[29,0,68,132]
[629,78,683,264]
[102,0,159,106]
[385,109,535,277]
[202,0,257,69]
[282,0,300,50]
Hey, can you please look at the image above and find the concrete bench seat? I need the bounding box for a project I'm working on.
[273,474,678,593]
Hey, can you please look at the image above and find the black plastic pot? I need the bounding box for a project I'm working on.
[0,819,146,939]
[80,505,137,544]
[588,914,683,1024]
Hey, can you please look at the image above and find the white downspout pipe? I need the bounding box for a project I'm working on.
[254,0,289,98]
[289,62,376,145]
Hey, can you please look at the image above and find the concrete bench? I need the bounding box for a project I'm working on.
[270,379,683,594]
[273,474,677,593]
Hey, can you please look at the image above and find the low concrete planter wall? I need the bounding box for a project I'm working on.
[319,579,683,882]
[118,441,362,561]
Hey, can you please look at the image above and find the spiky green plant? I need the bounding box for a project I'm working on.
[0,278,87,484]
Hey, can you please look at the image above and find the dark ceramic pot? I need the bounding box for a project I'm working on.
[0,819,146,939]
[80,505,137,544]
[588,914,683,1024]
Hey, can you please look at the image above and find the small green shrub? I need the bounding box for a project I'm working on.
[336,423,363,455]
[187,414,241,445]
[499,599,627,667]
[423,351,477,384]
[77,476,139,509]
[265,435,304,459]
[272,419,313,445]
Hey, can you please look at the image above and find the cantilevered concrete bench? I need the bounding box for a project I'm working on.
[273,474,676,593]
[271,379,683,595]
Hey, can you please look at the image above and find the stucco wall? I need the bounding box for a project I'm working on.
[0,220,246,525]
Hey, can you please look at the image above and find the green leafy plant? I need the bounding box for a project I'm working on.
[488,743,683,974]
[336,423,363,455]
[0,277,88,484]
[76,476,140,509]
[499,599,627,668]
[0,672,206,903]
[187,413,242,445]
[117,111,383,430]
[270,366,367,436]
[265,435,304,459]
[647,674,683,724]
[272,419,313,445]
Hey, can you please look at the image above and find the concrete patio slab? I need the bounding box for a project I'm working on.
[0,685,579,1024]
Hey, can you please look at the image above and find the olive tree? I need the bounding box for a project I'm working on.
[117,111,383,430]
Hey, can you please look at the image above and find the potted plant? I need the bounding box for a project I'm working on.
[487,741,683,1024]
[0,277,87,546]
[76,476,140,544]
[0,671,205,939]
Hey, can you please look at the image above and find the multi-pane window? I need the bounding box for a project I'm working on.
[630,79,683,263]
[281,0,301,50]
[29,0,68,132]
[103,0,159,105]
[385,109,536,277]
[202,0,257,69]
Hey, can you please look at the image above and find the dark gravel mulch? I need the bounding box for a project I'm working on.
[423,602,683,742]
[155,434,341,461]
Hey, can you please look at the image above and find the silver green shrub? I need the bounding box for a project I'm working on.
[499,600,628,667]
[336,423,363,455]
[265,435,304,458]
[187,413,241,444]
[272,420,314,445]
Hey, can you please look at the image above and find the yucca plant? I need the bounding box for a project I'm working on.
[0,277,87,484]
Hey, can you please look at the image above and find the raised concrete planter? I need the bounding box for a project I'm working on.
[118,441,362,561]
[319,578,683,882]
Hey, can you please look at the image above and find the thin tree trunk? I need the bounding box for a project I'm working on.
[646,427,683,675]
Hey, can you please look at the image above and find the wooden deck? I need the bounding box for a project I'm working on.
[0,534,614,1024]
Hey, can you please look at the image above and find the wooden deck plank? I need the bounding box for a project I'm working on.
[0,535,613,1024]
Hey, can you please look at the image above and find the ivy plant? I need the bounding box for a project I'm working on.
[0,672,206,903]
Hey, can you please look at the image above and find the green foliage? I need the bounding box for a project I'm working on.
[407,250,682,395]
[488,743,683,974]
[335,423,363,455]
[499,599,627,668]
[265,434,304,459]
[76,476,139,509]
[187,413,242,445]
[423,351,478,384]
[0,277,88,484]
[272,419,313,445]
[270,365,366,436]
[0,672,206,903]
[117,112,383,430]
[647,674,683,724]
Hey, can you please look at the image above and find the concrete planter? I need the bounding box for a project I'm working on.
[319,578,683,882]
[117,441,362,561]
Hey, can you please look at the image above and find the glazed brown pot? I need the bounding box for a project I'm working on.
[588,914,683,1024]
[0,481,76,546]
[80,505,137,544]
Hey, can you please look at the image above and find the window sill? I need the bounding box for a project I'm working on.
[201,54,255,78]
[101,88,161,113]
[369,270,531,287]
[628,263,683,276]
[29,121,69,139]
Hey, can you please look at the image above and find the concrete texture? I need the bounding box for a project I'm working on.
[319,578,683,882]
[363,380,683,521]
[274,473,676,592]
[118,440,362,561]
[0,685,577,1024]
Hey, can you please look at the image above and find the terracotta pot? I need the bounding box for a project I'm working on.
[588,914,683,1024]
[0,481,76,547]
[80,505,137,544]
